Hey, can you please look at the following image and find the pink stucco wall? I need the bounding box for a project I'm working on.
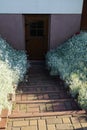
[0,14,81,51]
[49,14,81,49]
[0,14,25,50]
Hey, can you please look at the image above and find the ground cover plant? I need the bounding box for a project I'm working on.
[0,36,29,111]
[46,31,87,110]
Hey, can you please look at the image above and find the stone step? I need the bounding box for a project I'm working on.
[9,110,86,118]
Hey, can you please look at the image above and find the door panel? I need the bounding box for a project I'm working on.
[25,15,49,60]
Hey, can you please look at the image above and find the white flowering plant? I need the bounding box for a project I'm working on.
[0,36,29,111]
[46,31,87,110]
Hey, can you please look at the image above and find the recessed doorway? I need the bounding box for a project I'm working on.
[24,14,49,60]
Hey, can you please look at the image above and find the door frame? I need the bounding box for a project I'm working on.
[81,0,87,30]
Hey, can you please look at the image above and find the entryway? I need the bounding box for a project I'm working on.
[24,14,49,60]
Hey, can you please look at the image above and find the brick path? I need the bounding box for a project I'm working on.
[7,115,87,130]
[6,62,87,130]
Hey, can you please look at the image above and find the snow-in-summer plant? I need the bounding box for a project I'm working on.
[46,31,87,109]
[0,36,29,111]
[0,61,14,110]
[78,86,87,110]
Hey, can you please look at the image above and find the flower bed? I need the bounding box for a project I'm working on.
[46,31,87,110]
[0,36,29,112]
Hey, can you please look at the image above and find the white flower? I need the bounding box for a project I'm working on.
[0,36,30,110]
[46,31,87,110]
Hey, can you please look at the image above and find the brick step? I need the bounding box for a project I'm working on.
[15,98,74,104]
[0,109,9,129]
[17,85,63,89]
[16,86,65,93]
[28,75,55,78]
[14,98,75,104]
[27,84,61,88]
[11,98,80,115]
[0,109,9,118]
[0,118,8,129]
[16,89,69,94]
[9,110,86,118]
[25,80,63,88]
[20,83,60,87]
[15,92,71,101]
[25,74,59,80]
[28,80,57,83]
[27,82,58,85]
[29,77,59,79]
[28,72,46,75]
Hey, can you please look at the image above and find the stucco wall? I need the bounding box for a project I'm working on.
[0,0,83,14]
[0,14,25,50]
[0,14,81,50]
[0,0,83,50]
[49,14,81,49]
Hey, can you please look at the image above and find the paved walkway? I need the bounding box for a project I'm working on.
[7,63,87,130]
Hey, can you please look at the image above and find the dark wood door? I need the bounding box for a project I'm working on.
[81,0,87,30]
[25,15,49,60]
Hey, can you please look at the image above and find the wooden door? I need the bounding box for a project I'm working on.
[25,15,49,60]
[81,0,87,30]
